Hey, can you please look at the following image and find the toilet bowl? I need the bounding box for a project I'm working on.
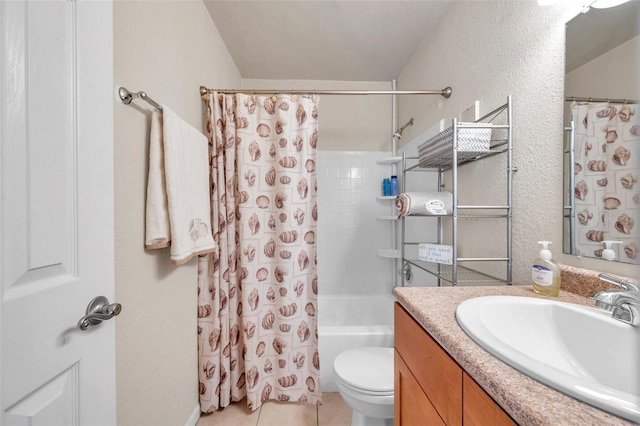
[333,347,394,426]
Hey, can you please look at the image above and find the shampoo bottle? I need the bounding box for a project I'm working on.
[382,178,390,196]
[390,175,398,196]
[532,241,561,297]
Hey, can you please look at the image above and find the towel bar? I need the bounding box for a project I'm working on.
[119,87,162,110]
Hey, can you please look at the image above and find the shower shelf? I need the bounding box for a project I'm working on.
[377,249,401,259]
[399,96,513,287]
[376,156,402,165]
[376,154,401,283]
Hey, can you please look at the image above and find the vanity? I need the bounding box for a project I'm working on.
[395,301,514,426]
[393,280,637,425]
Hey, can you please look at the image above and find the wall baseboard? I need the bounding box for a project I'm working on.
[185,404,201,426]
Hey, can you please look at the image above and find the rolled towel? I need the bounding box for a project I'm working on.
[396,192,453,218]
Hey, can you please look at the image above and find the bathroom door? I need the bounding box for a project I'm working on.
[0,1,116,424]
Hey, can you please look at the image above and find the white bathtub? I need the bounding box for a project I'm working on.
[318,294,395,392]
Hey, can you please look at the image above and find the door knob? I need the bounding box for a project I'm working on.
[78,296,122,330]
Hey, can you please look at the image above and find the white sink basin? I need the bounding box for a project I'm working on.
[456,295,640,423]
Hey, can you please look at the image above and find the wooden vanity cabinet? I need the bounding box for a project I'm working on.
[463,372,515,426]
[394,303,516,426]
[395,350,446,425]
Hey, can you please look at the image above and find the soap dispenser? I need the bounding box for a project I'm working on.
[532,241,561,297]
[601,240,623,261]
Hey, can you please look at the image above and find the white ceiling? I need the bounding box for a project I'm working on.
[203,1,451,82]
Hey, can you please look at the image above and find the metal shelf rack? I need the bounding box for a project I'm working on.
[400,96,513,286]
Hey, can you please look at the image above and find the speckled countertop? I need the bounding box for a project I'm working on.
[392,284,636,426]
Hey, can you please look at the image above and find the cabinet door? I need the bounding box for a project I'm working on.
[463,372,516,426]
[395,350,445,426]
[395,303,463,425]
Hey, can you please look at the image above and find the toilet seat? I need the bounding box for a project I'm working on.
[333,347,394,395]
[335,374,394,397]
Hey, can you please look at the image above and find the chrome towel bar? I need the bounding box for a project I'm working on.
[119,86,162,110]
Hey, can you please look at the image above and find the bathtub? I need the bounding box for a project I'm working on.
[318,294,395,392]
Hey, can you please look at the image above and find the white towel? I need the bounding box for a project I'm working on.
[396,192,453,218]
[145,110,170,249]
[145,106,216,265]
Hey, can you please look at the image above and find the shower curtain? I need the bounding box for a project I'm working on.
[198,92,321,413]
[571,102,638,262]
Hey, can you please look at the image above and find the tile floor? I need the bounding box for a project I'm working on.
[196,392,351,426]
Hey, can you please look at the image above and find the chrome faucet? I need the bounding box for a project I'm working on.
[591,274,640,326]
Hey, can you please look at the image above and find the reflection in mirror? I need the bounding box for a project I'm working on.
[563,0,639,264]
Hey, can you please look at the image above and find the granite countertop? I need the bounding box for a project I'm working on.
[393,285,635,426]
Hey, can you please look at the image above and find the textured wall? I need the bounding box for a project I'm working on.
[113,2,240,425]
[397,0,637,284]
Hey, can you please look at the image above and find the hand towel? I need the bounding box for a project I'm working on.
[145,106,216,265]
[145,110,170,249]
[396,192,453,218]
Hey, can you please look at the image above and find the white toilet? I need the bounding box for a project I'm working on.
[333,347,394,426]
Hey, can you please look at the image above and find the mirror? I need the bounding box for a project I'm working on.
[563,0,640,264]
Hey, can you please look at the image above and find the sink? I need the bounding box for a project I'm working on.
[456,295,640,423]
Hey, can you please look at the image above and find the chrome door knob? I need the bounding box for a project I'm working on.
[78,296,122,330]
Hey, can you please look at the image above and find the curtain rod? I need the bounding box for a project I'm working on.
[565,96,638,104]
[119,87,162,110]
[199,85,452,101]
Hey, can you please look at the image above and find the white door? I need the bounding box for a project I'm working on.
[0,1,116,425]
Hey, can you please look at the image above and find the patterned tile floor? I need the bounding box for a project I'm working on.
[196,393,351,426]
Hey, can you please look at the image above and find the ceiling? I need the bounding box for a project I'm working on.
[203,1,451,82]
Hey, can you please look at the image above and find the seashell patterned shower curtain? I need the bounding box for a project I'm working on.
[571,102,639,262]
[197,92,321,413]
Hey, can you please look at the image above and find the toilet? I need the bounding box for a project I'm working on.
[333,347,394,426]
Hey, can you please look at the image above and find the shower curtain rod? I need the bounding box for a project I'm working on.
[119,87,162,110]
[199,85,452,100]
[565,96,638,104]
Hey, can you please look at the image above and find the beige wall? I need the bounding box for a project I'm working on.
[113,2,240,425]
[242,79,393,151]
[397,0,637,284]
[566,35,640,100]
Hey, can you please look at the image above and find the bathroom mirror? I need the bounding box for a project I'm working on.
[563,0,640,264]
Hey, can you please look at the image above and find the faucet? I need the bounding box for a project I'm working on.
[591,274,640,326]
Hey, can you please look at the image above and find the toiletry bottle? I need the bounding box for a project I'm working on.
[390,175,398,196]
[532,241,561,297]
[601,240,623,261]
[382,178,390,196]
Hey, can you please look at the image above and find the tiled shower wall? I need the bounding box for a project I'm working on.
[316,151,396,295]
